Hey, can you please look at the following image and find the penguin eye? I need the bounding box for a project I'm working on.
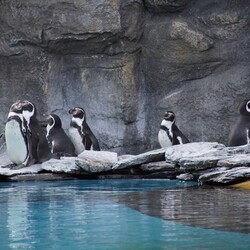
[247,101,250,113]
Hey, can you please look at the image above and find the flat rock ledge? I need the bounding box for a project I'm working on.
[1,142,250,185]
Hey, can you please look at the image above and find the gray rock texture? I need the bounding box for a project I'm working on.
[0,142,250,184]
[0,0,250,155]
[199,167,250,184]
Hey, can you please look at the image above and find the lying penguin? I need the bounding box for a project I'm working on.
[228,99,250,146]
[46,114,76,157]
[158,111,189,148]
[4,100,51,169]
[68,107,100,155]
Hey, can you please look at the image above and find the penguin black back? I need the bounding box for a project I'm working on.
[46,114,76,157]
[228,99,250,146]
[20,100,51,163]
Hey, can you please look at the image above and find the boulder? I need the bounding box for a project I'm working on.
[0,140,250,184]
[78,150,118,163]
[226,144,250,155]
[41,157,80,173]
[139,161,176,172]
[9,173,73,181]
[176,173,194,181]
[199,167,250,184]
[75,159,113,173]
[165,142,227,163]
[0,164,42,177]
[112,148,166,170]
[179,155,228,172]
[217,155,250,168]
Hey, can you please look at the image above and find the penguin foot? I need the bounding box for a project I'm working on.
[2,163,26,170]
[7,164,26,170]
[1,163,17,169]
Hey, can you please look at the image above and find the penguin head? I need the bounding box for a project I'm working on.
[9,101,22,113]
[240,99,250,116]
[46,114,62,140]
[47,114,62,129]
[8,101,23,118]
[163,111,176,122]
[160,111,175,128]
[69,107,86,120]
[20,100,37,122]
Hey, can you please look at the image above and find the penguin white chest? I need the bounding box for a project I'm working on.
[158,129,172,148]
[68,127,85,155]
[5,119,28,165]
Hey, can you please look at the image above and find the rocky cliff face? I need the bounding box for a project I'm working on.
[0,0,250,154]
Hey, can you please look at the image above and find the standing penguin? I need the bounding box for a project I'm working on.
[46,114,76,157]
[68,107,100,155]
[20,100,51,164]
[4,101,32,168]
[228,99,250,146]
[158,111,189,148]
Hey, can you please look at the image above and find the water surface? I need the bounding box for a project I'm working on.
[0,180,249,250]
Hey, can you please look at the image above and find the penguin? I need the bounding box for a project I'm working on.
[228,99,250,146]
[158,111,189,148]
[4,101,32,168]
[46,114,76,157]
[68,107,100,155]
[20,100,51,164]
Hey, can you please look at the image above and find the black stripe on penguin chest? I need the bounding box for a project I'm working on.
[160,125,182,145]
[160,125,173,142]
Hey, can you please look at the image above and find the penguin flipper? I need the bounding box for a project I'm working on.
[90,136,101,151]
[83,135,92,150]
[172,124,190,144]
[37,139,51,163]
[25,130,36,166]
[82,123,100,151]
[35,128,51,163]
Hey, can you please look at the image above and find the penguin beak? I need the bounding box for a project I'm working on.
[69,109,73,114]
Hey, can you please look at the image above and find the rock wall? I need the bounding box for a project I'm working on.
[0,0,250,154]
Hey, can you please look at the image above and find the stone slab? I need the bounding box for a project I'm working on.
[199,167,250,184]
[112,148,166,170]
[217,154,250,168]
[78,150,118,163]
[139,161,176,172]
[75,159,113,173]
[41,157,79,173]
[165,142,227,162]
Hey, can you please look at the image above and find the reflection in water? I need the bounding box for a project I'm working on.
[117,185,250,234]
[7,192,30,249]
[0,180,250,250]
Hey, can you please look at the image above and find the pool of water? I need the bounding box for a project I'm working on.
[0,179,249,250]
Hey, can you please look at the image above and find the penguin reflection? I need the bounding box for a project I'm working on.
[158,111,189,148]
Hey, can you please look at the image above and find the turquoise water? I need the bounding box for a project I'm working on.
[0,180,249,250]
